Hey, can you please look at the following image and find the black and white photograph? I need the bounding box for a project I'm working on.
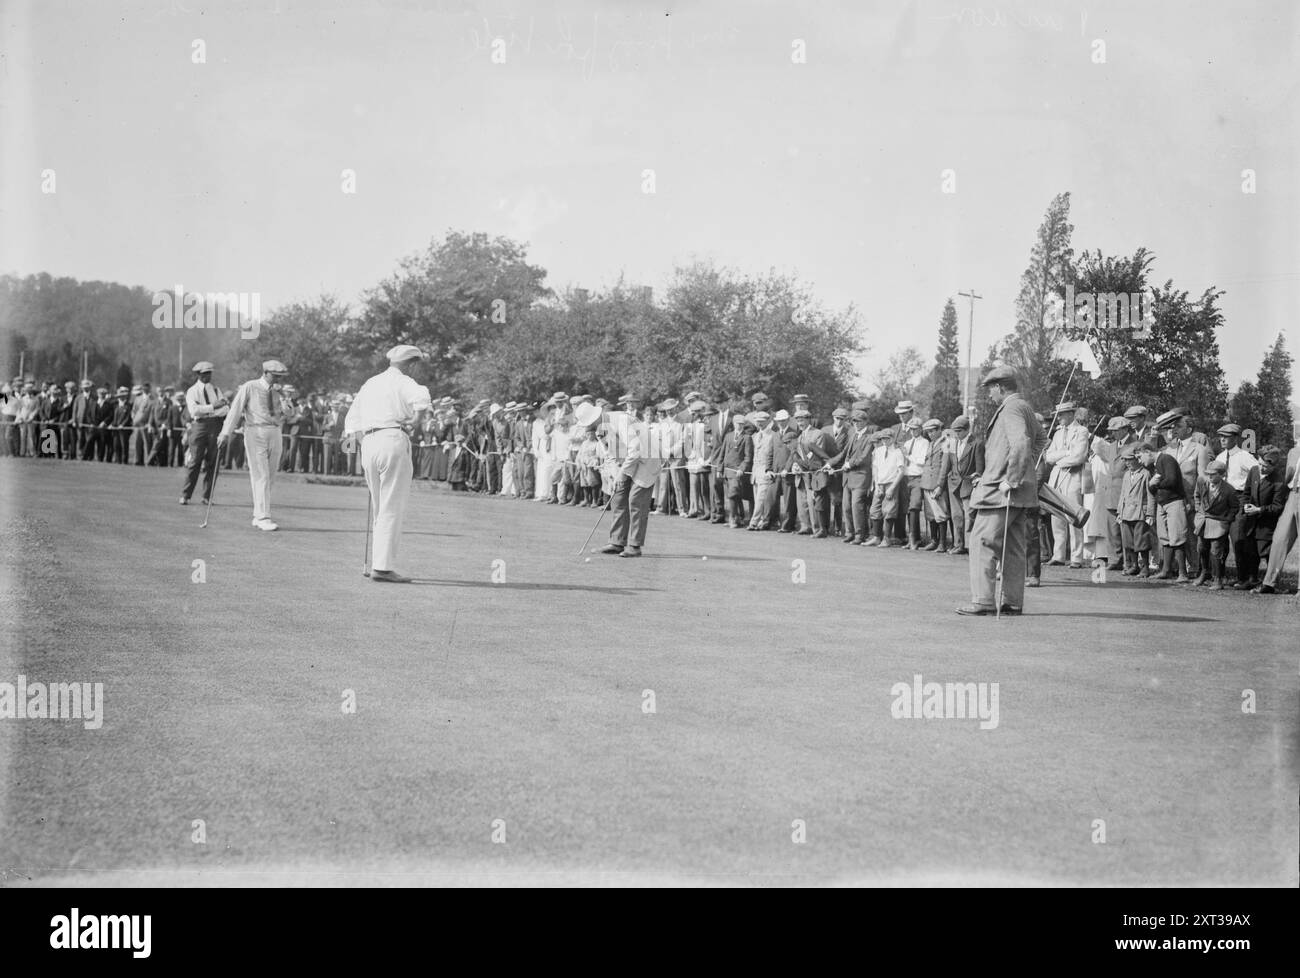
[1,0,1296,910]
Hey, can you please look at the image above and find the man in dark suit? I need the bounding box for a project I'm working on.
[90,386,113,461]
[792,408,837,538]
[822,406,852,537]
[708,392,740,524]
[1239,445,1288,589]
[834,410,874,543]
[940,415,982,555]
[720,410,754,528]
[770,409,800,532]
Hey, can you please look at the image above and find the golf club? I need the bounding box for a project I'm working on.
[362,490,372,577]
[199,449,222,528]
[576,487,615,555]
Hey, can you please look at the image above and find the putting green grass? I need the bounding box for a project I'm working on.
[1,458,1295,886]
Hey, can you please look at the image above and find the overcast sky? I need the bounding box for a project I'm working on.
[2,0,1296,393]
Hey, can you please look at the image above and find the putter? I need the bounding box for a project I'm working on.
[995,496,1011,618]
[362,491,372,577]
[199,450,222,528]
[576,488,615,555]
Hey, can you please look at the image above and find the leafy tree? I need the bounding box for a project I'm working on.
[859,346,926,426]
[234,294,353,394]
[349,230,551,397]
[994,192,1075,403]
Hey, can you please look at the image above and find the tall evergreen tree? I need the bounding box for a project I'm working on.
[1252,333,1294,449]
[931,298,963,422]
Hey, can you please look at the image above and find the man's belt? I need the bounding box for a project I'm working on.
[364,426,406,436]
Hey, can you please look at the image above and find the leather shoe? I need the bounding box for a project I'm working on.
[998,604,1022,616]
[370,569,412,583]
[1252,584,1275,594]
[600,544,625,555]
[955,604,995,616]
[620,546,642,558]
[1026,577,1040,588]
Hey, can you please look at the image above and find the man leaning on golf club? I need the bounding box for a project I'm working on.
[958,366,1049,617]
[345,345,433,583]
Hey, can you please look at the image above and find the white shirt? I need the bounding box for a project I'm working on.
[220,377,282,439]
[186,380,229,420]
[873,444,905,486]
[1213,447,1259,492]
[343,366,431,435]
[902,435,928,476]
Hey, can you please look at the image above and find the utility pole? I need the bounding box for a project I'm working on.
[957,288,983,413]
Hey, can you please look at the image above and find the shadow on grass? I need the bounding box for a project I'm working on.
[1035,611,1221,623]
[636,553,769,562]
[407,579,658,596]
[275,528,460,537]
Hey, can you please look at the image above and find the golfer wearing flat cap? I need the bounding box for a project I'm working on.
[181,361,230,505]
[958,366,1047,616]
[220,360,290,530]
[345,345,433,582]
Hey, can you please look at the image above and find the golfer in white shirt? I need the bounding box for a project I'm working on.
[344,345,432,583]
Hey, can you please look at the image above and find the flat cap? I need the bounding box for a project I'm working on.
[1119,442,1140,459]
[791,392,811,402]
[1124,405,1148,419]
[1154,407,1186,429]
[116,386,129,395]
[261,359,288,373]
[749,411,771,424]
[851,409,869,423]
[905,417,923,429]
[683,390,703,403]
[1205,459,1227,474]
[1107,415,1131,431]
[851,400,871,412]
[922,418,942,430]
[951,415,971,430]
[1216,422,1242,436]
[192,361,215,373]
[832,407,849,419]
[386,344,425,363]
[616,393,640,406]
[980,366,1017,387]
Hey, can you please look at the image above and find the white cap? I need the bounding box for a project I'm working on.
[386,344,425,363]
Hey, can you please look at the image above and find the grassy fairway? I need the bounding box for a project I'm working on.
[1,457,1295,886]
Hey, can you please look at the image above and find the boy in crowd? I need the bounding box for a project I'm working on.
[864,430,905,548]
[1193,459,1238,590]
[1117,442,1155,577]
[1141,439,1189,582]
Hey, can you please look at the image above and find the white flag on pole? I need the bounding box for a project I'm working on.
[1065,337,1102,379]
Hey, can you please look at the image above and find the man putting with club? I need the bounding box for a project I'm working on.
[345,345,432,583]
[219,359,289,531]
[957,366,1047,617]
[600,392,663,558]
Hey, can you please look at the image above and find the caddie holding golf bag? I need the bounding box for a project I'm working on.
[957,366,1048,617]
[344,345,432,583]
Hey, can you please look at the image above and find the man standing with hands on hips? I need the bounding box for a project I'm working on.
[958,366,1047,616]
[219,359,289,531]
[345,345,432,583]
